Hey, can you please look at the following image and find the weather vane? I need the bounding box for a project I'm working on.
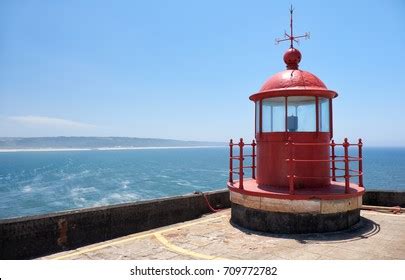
[275,5,310,48]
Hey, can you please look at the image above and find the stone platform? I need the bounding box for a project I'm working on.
[228,180,364,233]
[41,209,405,260]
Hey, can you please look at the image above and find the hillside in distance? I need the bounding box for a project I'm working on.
[0,137,225,149]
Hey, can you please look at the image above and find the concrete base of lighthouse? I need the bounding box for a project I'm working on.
[228,180,364,234]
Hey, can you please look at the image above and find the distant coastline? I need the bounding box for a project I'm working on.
[0,145,225,153]
[0,136,226,152]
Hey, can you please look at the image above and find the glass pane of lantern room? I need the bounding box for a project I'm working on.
[287,96,316,132]
[319,97,330,132]
[262,97,285,132]
[255,101,260,133]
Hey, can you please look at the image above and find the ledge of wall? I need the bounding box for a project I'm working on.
[0,189,230,260]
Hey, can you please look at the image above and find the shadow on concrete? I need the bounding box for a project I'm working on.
[230,217,380,244]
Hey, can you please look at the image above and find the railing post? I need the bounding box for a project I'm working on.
[238,138,244,189]
[331,140,336,181]
[343,138,350,194]
[252,140,256,180]
[287,137,294,194]
[358,138,363,188]
[229,139,233,184]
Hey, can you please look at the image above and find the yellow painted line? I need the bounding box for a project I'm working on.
[154,233,225,260]
[51,214,228,260]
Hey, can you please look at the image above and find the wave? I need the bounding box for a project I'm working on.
[121,180,130,189]
[91,192,140,207]
[22,185,32,193]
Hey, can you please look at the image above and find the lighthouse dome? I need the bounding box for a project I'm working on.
[259,69,327,92]
[261,47,327,91]
[249,47,337,100]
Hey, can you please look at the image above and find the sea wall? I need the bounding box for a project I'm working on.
[0,190,230,260]
[1,189,404,260]
[363,190,405,207]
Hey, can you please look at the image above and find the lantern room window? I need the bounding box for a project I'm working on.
[287,96,316,132]
[262,97,286,132]
[255,101,260,133]
[319,97,330,132]
[256,96,331,134]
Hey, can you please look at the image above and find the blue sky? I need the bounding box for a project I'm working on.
[0,0,404,146]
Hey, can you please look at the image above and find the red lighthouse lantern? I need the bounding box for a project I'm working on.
[228,7,365,233]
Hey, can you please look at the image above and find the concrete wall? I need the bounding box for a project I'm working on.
[363,190,405,207]
[0,190,230,260]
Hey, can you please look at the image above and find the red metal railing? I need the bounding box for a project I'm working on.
[286,137,364,194]
[228,138,256,189]
[228,137,364,194]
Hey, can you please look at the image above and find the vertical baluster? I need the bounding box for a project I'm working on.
[358,138,363,188]
[252,140,256,179]
[343,138,350,193]
[239,138,244,189]
[287,137,294,194]
[331,140,336,181]
[229,139,233,184]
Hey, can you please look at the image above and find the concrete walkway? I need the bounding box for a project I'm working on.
[42,209,405,260]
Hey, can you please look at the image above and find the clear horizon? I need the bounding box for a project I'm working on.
[1,0,404,146]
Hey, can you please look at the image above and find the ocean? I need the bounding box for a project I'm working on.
[0,147,404,220]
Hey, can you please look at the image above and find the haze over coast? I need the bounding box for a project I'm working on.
[0,137,225,152]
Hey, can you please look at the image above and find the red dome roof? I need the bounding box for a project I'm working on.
[260,69,327,92]
[249,47,338,101]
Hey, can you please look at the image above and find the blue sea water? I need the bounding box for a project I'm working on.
[0,147,404,220]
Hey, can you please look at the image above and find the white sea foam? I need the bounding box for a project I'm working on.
[22,185,32,193]
[70,186,97,195]
[92,192,139,207]
[121,180,130,189]
[70,186,98,207]
[174,179,193,187]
